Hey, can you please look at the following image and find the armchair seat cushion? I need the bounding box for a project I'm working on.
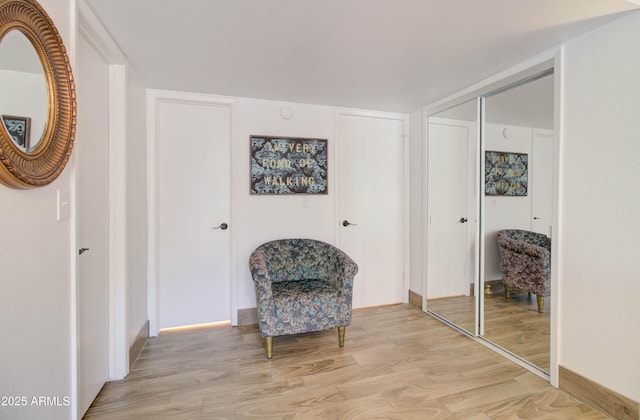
[272,278,338,305]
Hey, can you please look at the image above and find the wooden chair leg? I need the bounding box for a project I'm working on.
[264,337,273,359]
[338,326,345,347]
[536,295,544,313]
[504,284,511,299]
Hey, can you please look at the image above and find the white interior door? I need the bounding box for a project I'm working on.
[427,119,472,299]
[531,130,553,236]
[76,34,110,417]
[157,100,231,329]
[337,114,404,308]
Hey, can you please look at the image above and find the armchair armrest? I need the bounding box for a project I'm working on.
[324,248,359,294]
[249,249,274,319]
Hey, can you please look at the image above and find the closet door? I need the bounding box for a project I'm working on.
[76,34,110,417]
[156,100,231,329]
[337,113,405,308]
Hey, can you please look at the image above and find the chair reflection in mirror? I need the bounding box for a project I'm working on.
[497,229,551,313]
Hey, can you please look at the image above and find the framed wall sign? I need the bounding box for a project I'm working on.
[485,151,528,196]
[2,115,31,150]
[250,136,328,194]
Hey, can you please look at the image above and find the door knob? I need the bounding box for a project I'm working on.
[533,217,541,220]
[212,223,228,230]
[342,220,357,227]
[459,217,468,223]
[79,248,90,255]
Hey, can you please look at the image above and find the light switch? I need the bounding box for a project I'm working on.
[57,188,70,221]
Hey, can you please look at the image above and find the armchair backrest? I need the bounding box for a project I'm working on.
[252,238,345,283]
[502,229,550,250]
[497,229,551,257]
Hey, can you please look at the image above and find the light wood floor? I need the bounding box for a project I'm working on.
[85,304,606,419]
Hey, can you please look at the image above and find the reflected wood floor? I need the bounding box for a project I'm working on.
[427,288,551,372]
[85,304,606,419]
[484,292,550,372]
[427,296,476,333]
[428,291,551,372]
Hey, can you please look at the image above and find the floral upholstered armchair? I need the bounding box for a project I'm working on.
[249,239,358,359]
[497,229,551,313]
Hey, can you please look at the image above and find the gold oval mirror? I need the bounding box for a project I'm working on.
[0,0,76,189]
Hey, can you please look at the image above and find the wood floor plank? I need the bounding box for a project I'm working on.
[475,387,610,420]
[84,304,608,419]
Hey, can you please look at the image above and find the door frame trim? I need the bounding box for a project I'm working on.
[75,2,129,418]
[146,89,236,336]
[78,5,128,379]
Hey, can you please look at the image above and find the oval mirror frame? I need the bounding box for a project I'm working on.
[0,0,76,189]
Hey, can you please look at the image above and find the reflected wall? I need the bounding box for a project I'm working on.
[0,30,48,152]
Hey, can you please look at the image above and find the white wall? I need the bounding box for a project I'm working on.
[146,93,409,323]
[233,98,338,309]
[126,66,148,347]
[560,11,640,401]
[0,1,74,419]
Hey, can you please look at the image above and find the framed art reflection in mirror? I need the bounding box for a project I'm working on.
[2,114,30,150]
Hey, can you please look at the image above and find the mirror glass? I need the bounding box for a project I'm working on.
[481,73,554,372]
[0,30,48,153]
[426,98,478,335]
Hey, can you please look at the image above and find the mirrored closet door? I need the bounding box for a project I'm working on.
[426,68,555,376]
[480,72,554,373]
[426,98,478,335]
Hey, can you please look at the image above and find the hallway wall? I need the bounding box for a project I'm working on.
[0,1,75,419]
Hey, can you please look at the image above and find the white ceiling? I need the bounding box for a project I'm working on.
[84,0,639,112]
